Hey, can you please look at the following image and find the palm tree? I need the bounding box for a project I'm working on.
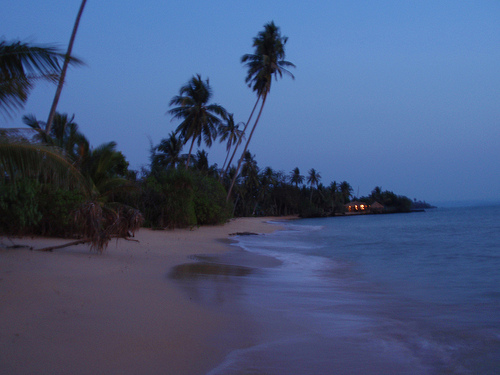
[194,149,209,173]
[370,186,383,202]
[307,168,321,202]
[46,0,87,135]
[290,167,304,187]
[241,151,260,215]
[0,41,78,116]
[219,113,244,176]
[226,21,295,201]
[168,74,226,169]
[340,181,353,203]
[153,131,184,170]
[23,113,87,162]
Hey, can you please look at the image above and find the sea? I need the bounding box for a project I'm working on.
[203,205,500,375]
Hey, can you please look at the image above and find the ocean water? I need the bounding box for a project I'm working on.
[207,206,500,375]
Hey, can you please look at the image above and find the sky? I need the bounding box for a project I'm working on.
[2,1,499,204]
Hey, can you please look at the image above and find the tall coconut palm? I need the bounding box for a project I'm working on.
[307,168,321,202]
[168,74,226,169]
[0,41,79,116]
[46,0,87,135]
[226,21,295,201]
[290,167,304,187]
[219,113,244,176]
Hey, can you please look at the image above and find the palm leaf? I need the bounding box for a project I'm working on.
[0,135,91,193]
[0,40,83,116]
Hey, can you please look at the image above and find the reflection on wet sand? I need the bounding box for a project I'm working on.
[168,260,254,306]
[168,249,281,306]
[169,262,254,280]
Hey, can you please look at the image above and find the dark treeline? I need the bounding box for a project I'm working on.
[1,114,417,239]
[1,23,424,252]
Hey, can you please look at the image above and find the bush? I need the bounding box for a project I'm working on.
[0,179,84,236]
[140,169,231,229]
[0,179,42,234]
[36,188,85,236]
[193,173,231,225]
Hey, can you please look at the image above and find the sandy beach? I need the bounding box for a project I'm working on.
[0,217,289,375]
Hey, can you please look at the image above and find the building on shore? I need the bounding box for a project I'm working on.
[344,201,385,214]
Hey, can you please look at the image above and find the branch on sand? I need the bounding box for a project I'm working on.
[35,201,144,254]
[36,236,140,252]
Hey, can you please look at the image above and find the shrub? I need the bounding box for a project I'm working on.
[193,173,231,225]
[0,179,42,234]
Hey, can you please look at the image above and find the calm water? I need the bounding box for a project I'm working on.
[207,206,500,375]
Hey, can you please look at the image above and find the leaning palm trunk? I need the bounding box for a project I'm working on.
[185,136,196,169]
[223,96,260,179]
[226,94,267,201]
[46,0,87,135]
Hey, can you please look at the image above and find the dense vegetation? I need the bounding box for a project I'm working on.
[0,21,426,252]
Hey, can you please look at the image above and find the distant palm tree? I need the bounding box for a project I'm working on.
[241,151,259,187]
[290,167,304,187]
[153,131,184,170]
[194,149,209,172]
[307,168,321,202]
[227,21,295,201]
[340,181,353,203]
[219,113,244,177]
[0,41,78,116]
[23,113,87,161]
[370,186,383,202]
[46,0,87,135]
[79,141,130,194]
[168,74,226,169]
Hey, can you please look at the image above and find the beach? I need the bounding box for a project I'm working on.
[2,208,499,375]
[0,217,287,375]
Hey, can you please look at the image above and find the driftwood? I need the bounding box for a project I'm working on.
[36,235,139,252]
[229,232,259,236]
[37,239,89,252]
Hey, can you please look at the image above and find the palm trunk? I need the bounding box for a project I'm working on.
[223,95,260,179]
[46,0,87,135]
[185,137,196,170]
[220,142,232,179]
[226,94,267,202]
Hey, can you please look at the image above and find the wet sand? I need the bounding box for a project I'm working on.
[0,217,291,375]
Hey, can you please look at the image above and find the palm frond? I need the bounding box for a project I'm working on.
[0,40,83,116]
[74,201,143,253]
[0,136,91,194]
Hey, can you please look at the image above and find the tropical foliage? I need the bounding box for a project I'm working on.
[1,22,423,255]
[0,40,81,116]
[0,114,142,253]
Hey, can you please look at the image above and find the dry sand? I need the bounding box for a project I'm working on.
[0,217,290,375]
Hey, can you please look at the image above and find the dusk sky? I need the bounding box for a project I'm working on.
[2,1,499,204]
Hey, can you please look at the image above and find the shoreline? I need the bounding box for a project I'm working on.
[0,217,293,375]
